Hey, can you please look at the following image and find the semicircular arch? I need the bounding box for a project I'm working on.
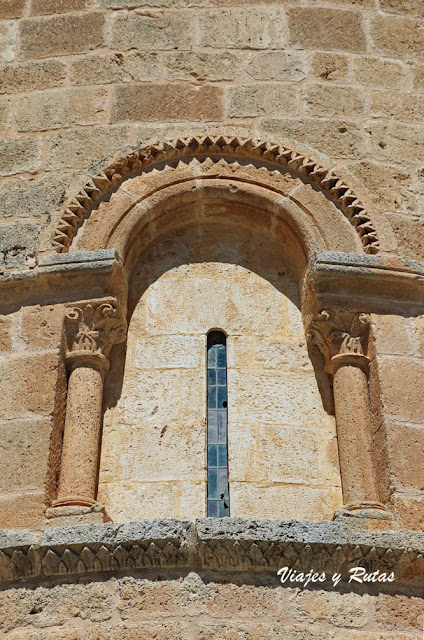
[50,134,380,259]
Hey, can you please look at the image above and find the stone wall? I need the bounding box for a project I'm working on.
[1,0,424,268]
[1,574,423,639]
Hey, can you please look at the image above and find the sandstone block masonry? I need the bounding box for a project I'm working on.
[0,1,423,266]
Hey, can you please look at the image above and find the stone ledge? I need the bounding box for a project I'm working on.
[304,251,424,322]
[0,249,125,311]
[0,518,422,591]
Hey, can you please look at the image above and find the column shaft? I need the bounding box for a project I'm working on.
[332,361,378,505]
[56,363,104,506]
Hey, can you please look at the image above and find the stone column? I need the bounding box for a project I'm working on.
[53,299,126,508]
[308,309,389,518]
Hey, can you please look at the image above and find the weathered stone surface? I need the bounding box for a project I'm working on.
[258,424,322,484]
[30,0,89,14]
[0,172,76,220]
[288,8,366,52]
[198,8,286,49]
[386,213,424,261]
[0,491,46,530]
[305,84,365,116]
[70,51,160,85]
[46,125,129,169]
[246,51,306,81]
[309,0,374,4]
[365,121,424,163]
[293,590,368,627]
[0,315,12,351]
[412,64,424,91]
[0,0,25,19]
[391,491,424,530]
[262,117,364,159]
[371,90,424,122]
[164,51,243,82]
[0,96,10,133]
[374,593,424,630]
[227,84,299,117]
[0,21,17,63]
[0,220,41,268]
[0,59,66,94]
[0,351,59,419]
[0,138,43,177]
[21,304,63,349]
[16,87,107,132]
[371,14,424,61]
[310,52,349,82]
[110,11,191,51]
[0,417,51,491]
[99,0,172,6]
[349,161,417,213]
[379,356,424,423]
[111,84,224,123]
[353,56,407,88]
[380,0,424,17]
[386,422,424,490]
[371,314,414,356]
[20,12,105,59]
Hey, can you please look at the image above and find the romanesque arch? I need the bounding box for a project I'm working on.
[49,134,380,257]
[46,132,397,526]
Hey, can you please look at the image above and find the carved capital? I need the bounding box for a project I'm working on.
[65,298,127,365]
[307,309,370,368]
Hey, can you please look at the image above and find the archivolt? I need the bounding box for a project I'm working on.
[52,135,380,255]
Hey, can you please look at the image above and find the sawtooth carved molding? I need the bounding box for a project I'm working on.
[0,520,422,591]
[52,135,380,255]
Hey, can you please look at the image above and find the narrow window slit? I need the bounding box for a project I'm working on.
[207,330,230,517]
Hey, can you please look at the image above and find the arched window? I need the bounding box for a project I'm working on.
[207,330,230,517]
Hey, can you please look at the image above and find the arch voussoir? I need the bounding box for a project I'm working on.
[52,135,380,256]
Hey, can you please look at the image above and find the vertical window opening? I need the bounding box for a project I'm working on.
[207,330,230,517]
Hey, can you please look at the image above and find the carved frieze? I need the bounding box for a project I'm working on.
[65,298,127,363]
[0,519,422,591]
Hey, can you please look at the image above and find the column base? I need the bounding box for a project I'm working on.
[45,502,108,527]
[52,496,98,508]
[333,502,396,530]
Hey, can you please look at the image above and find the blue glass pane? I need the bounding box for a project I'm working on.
[208,468,217,499]
[218,444,227,467]
[217,386,227,407]
[217,345,226,368]
[207,411,218,444]
[219,500,230,517]
[207,386,216,408]
[207,348,217,367]
[217,411,227,443]
[208,500,218,517]
[218,467,229,499]
[217,369,226,385]
[207,332,229,517]
[208,445,217,466]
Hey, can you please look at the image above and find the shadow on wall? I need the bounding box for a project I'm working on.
[104,219,333,417]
